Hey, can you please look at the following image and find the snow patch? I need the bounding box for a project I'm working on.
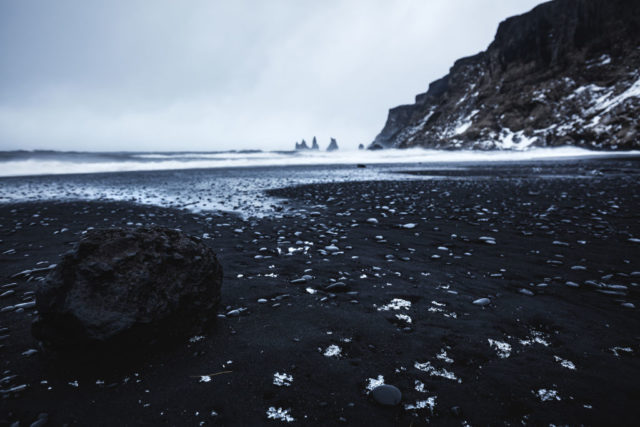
[414,361,460,382]
[323,345,342,357]
[488,339,512,358]
[273,372,293,387]
[377,298,411,311]
[365,375,385,393]
[266,407,295,422]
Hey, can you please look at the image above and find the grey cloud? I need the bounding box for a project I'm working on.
[0,0,544,151]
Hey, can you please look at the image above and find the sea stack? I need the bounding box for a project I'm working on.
[295,139,310,150]
[327,138,339,152]
[311,137,320,150]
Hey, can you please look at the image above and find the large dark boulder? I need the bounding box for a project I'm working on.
[32,227,223,354]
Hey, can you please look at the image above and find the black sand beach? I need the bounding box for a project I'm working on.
[1,158,639,425]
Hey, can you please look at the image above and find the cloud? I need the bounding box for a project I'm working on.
[0,0,544,151]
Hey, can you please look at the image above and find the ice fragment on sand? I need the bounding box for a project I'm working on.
[395,314,412,323]
[536,389,561,401]
[436,349,453,364]
[273,372,293,387]
[553,356,576,370]
[266,407,295,422]
[414,380,427,393]
[519,330,550,347]
[488,339,512,358]
[610,346,633,357]
[405,396,436,412]
[323,345,342,357]
[414,361,459,382]
[377,298,411,311]
[365,375,385,393]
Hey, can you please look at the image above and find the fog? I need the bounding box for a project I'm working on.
[0,0,544,151]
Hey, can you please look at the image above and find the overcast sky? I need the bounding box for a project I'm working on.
[0,0,544,152]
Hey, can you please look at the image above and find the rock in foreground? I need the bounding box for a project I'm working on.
[32,227,222,353]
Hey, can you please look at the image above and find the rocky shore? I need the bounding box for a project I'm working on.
[1,157,639,425]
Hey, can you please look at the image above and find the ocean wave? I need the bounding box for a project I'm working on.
[0,147,637,178]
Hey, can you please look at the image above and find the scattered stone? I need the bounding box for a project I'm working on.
[473,298,491,306]
[325,282,348,292]
[371,384,402,406]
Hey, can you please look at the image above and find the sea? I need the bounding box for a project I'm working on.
[0,147,638,217]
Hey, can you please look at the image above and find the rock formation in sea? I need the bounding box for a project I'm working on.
[370,0,640,150]
[327,138,339,151]
[311,137,320,150]
[295,139,310,150]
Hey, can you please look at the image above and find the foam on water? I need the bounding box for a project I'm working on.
[0,147,637,177]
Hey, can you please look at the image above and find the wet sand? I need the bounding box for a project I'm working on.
[1,159,639,425]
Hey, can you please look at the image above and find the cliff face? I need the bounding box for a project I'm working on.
[371,0,640,150]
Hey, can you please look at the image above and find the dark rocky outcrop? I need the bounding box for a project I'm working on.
[311,137,320,150]
[295,139,310,150]
[327,138,339,152]
[32,227,223,355]
[371,0,640,150]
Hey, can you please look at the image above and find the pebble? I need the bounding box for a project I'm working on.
[325,282,348,292]
[371,384,402,406]
[30,413,49,427]
[478,236,496,245]
[366,218,378,224]
[0,290,15,298]
[519,288,534,296]
[473,298,491,306]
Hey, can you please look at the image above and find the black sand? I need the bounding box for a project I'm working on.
[1,159,639,425]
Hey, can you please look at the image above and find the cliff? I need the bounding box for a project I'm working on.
[371,0,640,150]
